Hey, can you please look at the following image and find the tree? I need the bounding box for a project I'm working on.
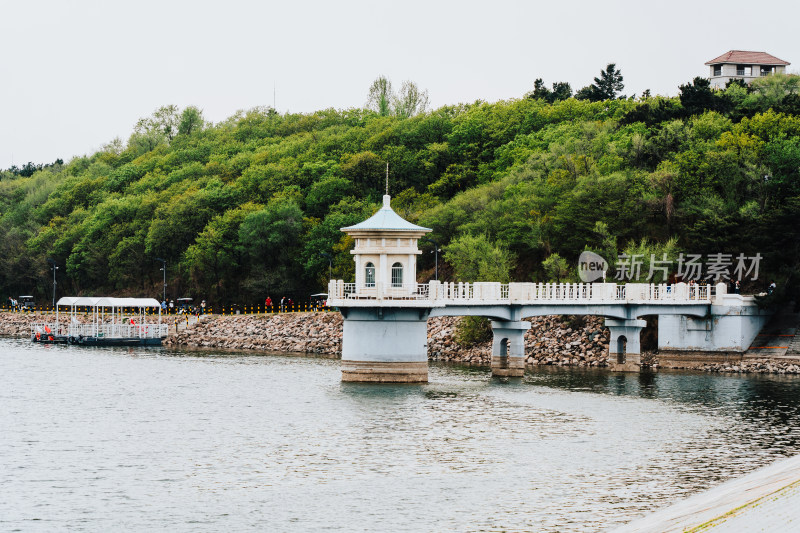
[618,238,680,284]
[102,137,125,155]
[745,73,800,112]
[128,105,182,154]
[443,233,515,282]
[445,233,516,346]
[127,130,165,155]
[367,76,394,116]
[679,77,722,117]
[393,80,430,118]
[542,252,569,281]
[239,198,304,264]
[305,175,354,218]
[238,198,305,297]
[183,203,260,299]
[577,63,624,102]
[178,106,205,136]
[340,151,385,193]
[528,78,551,101]
[137,105,180,141]
[527,79,572,103]
[551,81,573,102]
[589,221,618,268]
[595,63,624,100]
[574,85,597,101]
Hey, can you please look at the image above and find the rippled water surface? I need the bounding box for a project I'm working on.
[3,337,800,532]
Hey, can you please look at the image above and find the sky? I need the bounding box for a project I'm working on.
[1,0,798,170]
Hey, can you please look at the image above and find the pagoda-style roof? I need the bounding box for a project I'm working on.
[705,50,790,66]
[342,195,431,233]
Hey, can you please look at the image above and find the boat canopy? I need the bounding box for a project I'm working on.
[56,296,161,308]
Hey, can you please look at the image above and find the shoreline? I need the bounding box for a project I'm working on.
[4,311,800,374]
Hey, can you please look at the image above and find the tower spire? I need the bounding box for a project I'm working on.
[385,162,389,196]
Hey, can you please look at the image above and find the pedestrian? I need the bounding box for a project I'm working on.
[200,300,206,314]
[265,296,272,311]
[161,300,167,312]
[280,296,285,313]
[734,280,740,294]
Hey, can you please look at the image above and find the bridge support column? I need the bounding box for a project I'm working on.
[490,320,531,377]
[340,307,430,383]
[605,318,646,372]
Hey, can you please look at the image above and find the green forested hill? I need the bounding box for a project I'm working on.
[1,76,799,306]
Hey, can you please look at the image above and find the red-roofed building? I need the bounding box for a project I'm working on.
[706,50,790,88]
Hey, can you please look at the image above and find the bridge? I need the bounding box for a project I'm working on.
[328,279,767,381]
[326,194,769,382]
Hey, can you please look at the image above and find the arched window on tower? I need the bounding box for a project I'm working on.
[365,262,375,288]
[391,262,403,288]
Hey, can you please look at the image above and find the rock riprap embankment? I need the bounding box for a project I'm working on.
[700,361,800,374]
[428,315,610,367]
[0,313,55,337]
[164,313,610,366]
[163,313,343,354]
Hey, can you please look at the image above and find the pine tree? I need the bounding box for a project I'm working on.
[592,63,624,101]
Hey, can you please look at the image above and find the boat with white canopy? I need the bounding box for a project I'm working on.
[31,296,169,346]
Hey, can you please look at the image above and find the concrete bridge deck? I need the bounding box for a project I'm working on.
[329,281,715,308]
[328,281,730,321]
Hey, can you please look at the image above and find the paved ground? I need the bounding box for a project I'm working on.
[610,454,800,532]
[698,479,800,532]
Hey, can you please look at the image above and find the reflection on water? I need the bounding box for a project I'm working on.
[2,338,800,532]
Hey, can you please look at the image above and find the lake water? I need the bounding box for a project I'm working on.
[2,337,800,532]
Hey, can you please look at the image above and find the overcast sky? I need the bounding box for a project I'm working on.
[1,0,797,170]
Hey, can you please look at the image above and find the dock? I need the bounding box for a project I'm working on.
[31,296,168,346]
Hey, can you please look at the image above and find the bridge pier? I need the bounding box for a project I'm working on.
[605,318,646,372]
[490,320,531,377]
[340,307,431,383]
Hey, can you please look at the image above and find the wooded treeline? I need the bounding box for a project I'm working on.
[1,73,798,305]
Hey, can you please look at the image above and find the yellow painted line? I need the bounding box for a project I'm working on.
[687,479,800,532]
[748,346,790,350]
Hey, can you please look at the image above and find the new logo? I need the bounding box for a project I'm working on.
[578,251,608,283]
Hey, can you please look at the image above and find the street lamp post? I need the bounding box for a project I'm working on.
[154,258,166,302]
[422,238,440,281]
[46,258,58,307]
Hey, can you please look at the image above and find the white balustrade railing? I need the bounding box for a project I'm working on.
[32,322,169,339]
[328,280,721,304]
[330,281,432,300]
